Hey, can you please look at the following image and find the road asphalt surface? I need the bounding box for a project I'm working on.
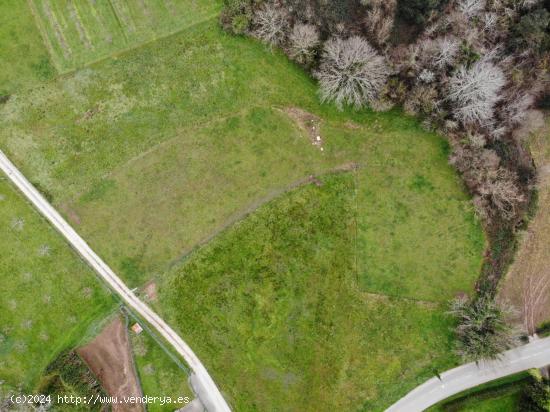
[0,150,231,412]
[387,336,550,411]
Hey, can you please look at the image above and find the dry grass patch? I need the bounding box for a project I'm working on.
[499,114,550,334]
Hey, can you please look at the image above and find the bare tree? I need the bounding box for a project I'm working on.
[433,36,460,69]
[315,36,389,109]
[288,23,320,65]
[364,0,396,46]
[448,59,506,125]
[500,92,536,128]
[459,0,487,18]
[480,167,525,220]
[252,3,289,47]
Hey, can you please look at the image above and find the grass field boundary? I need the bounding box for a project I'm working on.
[164,166,361,272]
[56,12,219,75]
[26,0,61,72]
[429,372,529,410]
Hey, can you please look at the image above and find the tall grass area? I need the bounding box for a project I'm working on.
[130,324,193,411]
[158,174,472,411]
[0,0,55,95]
[0,178,115,393]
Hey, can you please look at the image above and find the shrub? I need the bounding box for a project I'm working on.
[458,0,486,19]
[432,36,460,69]
[404,84,438,116]
[448,59,505,125]
[397,0,444,25]
[449,295,517,362]
[288,23,320,65]
[479,167,525,221]
[511,7,550,55]
[315,36,389,109]
[252,3,290,46]
[520,369,550,411]
[220,0,255,34]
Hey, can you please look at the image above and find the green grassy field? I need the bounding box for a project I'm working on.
[429,374,527,411]
[158,174,470,411]
[0,18,483,294]
[0,1,486,409]
[0,177,115,393]
[27,0,220,72]
[130,321,193,411]
[0,0,55,95]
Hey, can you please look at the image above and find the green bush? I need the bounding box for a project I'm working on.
[220,0,259,34]
[511,8,550,55]
[37,351,106,411]
[520,369,550,411]
[397,0,444,25]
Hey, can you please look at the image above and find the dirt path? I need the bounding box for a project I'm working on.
[78,316,143,412]
[498,112,550,334]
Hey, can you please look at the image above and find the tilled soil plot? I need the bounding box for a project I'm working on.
[78,316,143,411]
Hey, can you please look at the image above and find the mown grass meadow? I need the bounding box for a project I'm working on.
[27,0,220,72]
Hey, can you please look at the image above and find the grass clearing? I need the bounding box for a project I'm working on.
[0,6,485,409]
[158,174,467,411]
[0,19,483,294]
[0,177,115,393]
[27,0,220,72]
[0,0,55,95]
[130,323,193,411]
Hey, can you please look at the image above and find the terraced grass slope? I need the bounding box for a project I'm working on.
[159,174,466,411]
[0,177,115,393]
[27,0,220,72]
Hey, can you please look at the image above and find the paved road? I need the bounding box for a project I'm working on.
[0,150,231,412]
[387,336,550,412]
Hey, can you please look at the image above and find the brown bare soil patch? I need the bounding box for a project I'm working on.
[344,120,361,130]
[60,202,81,225]
[142,280,158,302]
[78,316,143,411]
[282,107,324,150]
[499,114,550,334]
